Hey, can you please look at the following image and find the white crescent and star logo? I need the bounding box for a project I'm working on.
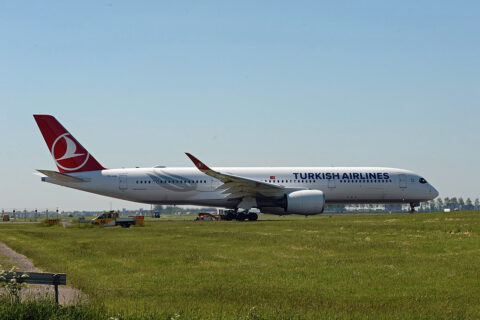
[50,133,90,171]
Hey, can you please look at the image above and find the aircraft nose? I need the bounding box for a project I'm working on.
[430,185,439,199]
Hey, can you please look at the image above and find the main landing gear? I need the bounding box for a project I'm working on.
[223,210,258,221]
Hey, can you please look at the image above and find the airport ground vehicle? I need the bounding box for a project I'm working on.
[91,211,143,228]
[195,212,219,221]
[2,214,10,222]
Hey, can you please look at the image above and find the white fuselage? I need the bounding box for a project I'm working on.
[42,166,438,212]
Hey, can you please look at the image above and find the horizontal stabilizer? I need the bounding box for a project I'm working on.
[36,170,86,183]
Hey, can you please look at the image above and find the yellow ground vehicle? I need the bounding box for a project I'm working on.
[91,211,140,228]
[2,214,10,222]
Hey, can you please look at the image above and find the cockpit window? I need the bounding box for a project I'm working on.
[419,178,427,184]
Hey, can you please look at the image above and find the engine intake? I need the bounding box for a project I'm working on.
[284,190,325,215]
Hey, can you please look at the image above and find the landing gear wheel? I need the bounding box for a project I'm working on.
[248,212,258,221]
[410,203,416,213]
[236,212,247,221]
[225,212,235,221]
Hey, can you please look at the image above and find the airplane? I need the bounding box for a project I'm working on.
[33,115,439,221]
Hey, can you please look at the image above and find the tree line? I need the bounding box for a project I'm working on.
[154,197,480,215]
[422,197,479,211]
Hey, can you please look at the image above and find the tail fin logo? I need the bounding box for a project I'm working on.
[51,133,90,171]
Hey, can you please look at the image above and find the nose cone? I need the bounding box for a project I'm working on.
[430,185,439,199]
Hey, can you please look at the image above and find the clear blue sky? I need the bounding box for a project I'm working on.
[1,1,479,211]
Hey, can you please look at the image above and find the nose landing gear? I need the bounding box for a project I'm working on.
[409,202,420,213]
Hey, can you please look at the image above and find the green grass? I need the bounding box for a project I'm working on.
[0,297,184,320]
[0,211,479,319]
[0,297,107,320]
[0,256,14,269]
[0,248,15,269]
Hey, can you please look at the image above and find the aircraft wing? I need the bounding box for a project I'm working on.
[185,153,299,199]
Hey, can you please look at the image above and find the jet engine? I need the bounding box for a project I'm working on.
[284,190,325,215]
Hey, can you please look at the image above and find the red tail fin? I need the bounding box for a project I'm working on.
[33,115,106,173]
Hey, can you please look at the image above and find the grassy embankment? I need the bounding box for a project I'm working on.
[0,211,479,319]
[0,256,13,268]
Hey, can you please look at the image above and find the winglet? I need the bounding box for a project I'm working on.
[185,153,212,172]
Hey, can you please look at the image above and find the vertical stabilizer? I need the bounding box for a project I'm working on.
[33,115,106,173]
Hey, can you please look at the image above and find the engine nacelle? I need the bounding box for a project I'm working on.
[284,190,325,215]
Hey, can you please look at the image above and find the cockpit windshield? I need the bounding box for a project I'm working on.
[419,178,427,184]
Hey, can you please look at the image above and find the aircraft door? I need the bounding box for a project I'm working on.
[119,174,128,190]
[399,174,407,189]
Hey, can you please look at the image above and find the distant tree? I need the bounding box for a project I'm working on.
[436,198,444,210]
[444,197,450,209]
[458,197,465,209]
[419,202,426,212]
[465,198,473,210]
[429,200,436,212]
[450,197,458,209]
[475,198,480,210]
[422,202,429,212]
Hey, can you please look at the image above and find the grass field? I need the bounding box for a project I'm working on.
[0,211,479,319]
[0,253,13,268]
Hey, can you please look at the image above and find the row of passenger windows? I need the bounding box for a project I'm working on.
[339,179,392,183]
[263,179,393,184]
[136,180,207,184]
[135,178,394,185]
